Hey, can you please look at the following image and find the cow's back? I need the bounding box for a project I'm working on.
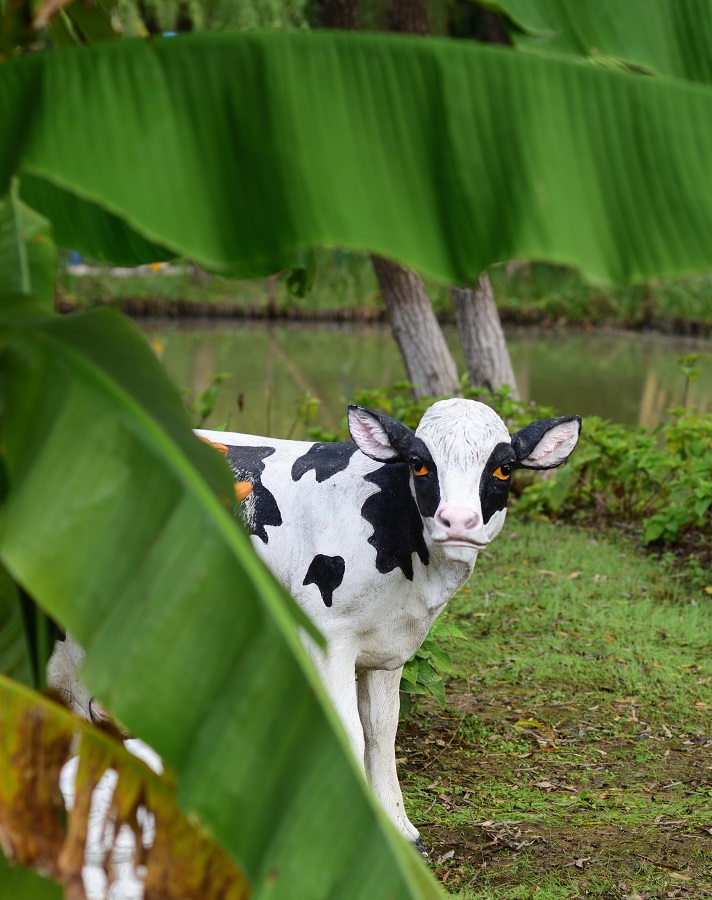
[197,429,381,585]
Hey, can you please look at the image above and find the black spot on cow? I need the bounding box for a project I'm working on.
[479,441,517,525]
[361,463,429,581]
[225,445,282,543]
[406,437,440,518]
[303,554,346,607]
[291,441,358,483]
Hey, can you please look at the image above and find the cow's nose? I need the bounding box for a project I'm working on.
[435,507,480,533]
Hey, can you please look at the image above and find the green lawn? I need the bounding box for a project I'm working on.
[399,518,712,898]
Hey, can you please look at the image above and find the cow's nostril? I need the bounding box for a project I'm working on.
[437,507,479,533]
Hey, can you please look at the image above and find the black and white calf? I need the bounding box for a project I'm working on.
[196,398,581,848]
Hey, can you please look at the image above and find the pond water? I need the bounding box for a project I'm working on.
[140,320,712,439]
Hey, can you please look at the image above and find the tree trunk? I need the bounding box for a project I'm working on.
[314,0,360,29]
[371,256,459,398]
[383,0,429,34]
[451,274,519,398]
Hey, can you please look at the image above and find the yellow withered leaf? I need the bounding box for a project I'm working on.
[0,677,250,900]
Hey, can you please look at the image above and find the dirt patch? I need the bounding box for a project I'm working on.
[398,686,712,897]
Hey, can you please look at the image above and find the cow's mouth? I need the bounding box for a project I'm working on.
[434,538,487,550]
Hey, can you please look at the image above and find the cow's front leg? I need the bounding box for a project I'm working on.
[306,642,365,768]
[357,667,423,850]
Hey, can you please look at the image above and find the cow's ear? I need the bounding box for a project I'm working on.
[348,405,414,462]
[511,415,581,470]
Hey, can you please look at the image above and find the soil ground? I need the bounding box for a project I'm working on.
[400,692,711,899]
[398,521,712,899]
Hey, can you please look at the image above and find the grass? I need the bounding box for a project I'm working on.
[398,518,712,898]
[56,253,712,334]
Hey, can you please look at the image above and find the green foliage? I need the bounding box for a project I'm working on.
[488,262,712,333]
[311,381,555,440]
[516,406,712,567]
[492,0,712,85]
[58,257,712,336]
[0,183,56,315]
[116,0,309,34]
[186,370,231,427]
[288,392,321,438]
[0,566,32,687]
[3,7,712,896]
[0,849,62,900]
[400,617,466,715]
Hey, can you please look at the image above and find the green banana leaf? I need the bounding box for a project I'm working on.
[0,566,32,688]
[491,0,712,84]
[0,182,56,313]
[0,307,441,899]
[21,174,174,268]
[0,850,62,900]
[2,30,712,285]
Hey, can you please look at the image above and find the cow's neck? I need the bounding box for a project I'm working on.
[419,548,476,614]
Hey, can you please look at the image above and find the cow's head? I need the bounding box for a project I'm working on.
[348,399,581,562]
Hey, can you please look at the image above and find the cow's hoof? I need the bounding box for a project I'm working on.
[414,837,428,857]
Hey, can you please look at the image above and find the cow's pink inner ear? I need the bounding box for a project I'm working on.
[348,408,399,461]
[520,420,580,469]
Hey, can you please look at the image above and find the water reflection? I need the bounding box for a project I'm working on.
[140,320,712,438]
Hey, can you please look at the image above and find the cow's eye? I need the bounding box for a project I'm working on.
[493,465,511,481]
[411,461,429,476]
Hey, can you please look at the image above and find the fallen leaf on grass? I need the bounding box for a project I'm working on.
[534,780,577,793]
[565,856,591,869]
[436,850,455,864]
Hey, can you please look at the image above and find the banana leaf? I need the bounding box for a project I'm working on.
[0,307,441,899]
[492,0,712,84]
[1,30,712,285]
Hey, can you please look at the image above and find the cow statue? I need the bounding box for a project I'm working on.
[195,398,581,850]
